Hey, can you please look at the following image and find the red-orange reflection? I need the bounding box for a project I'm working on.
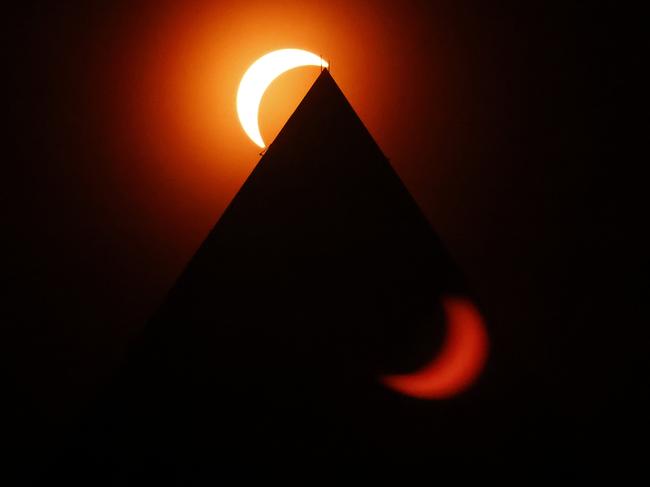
[382,296,489,399]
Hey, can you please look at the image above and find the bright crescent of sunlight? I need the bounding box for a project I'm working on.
[236,49,328,148]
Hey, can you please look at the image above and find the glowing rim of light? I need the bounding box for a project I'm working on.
[237,49,328,148]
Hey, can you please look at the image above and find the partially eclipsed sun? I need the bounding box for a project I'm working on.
[382,297,489,399]
[237,49,328,148]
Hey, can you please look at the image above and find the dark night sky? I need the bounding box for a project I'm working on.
[3,0,646,476]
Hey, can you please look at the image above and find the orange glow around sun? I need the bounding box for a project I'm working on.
[93,0,451,259]
[79,0,485,400]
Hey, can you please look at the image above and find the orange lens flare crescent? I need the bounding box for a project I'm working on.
[381,296,489,399]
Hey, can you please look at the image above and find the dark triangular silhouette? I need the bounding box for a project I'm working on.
[46,70,484,481]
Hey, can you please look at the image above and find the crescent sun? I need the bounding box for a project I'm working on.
[237,49,328,148]
[381,296,489,399]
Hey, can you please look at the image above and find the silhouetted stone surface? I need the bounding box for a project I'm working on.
[47,70,483,481]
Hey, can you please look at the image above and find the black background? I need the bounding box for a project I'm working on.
[3,0,646,478]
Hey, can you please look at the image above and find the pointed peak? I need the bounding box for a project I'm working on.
[262,66,370,158]
[315,66,332,78]
[318,67,333,79]
[292,67,340,103]
[309,68,345,99]
[310,67,342,93]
